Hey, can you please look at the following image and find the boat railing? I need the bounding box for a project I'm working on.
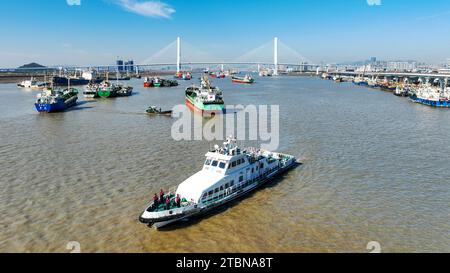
[149,202,197,218]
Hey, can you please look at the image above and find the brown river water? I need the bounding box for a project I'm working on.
[0,76,449,253]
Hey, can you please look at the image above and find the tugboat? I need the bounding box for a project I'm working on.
[232,74,254,84]
[35,86,78,113]
[394,80,410,97]
[144,77,153,87]
[174,72,183,79]
[161,79,179,87]
[139,136,298,229]
[97,81,119,98]
[116,85,133,97]
[83,82,99,98]
[333,75,343,83]
[367,77,379,88]
[144,78,152,87]
[18,77,46,89]
[394,86,408,97]
[175,71,192,80]
[259,69,272,77]
[353,76,369,86]
[146,106,173,116]
[185,74,225,116]
[379,78,398,92]
[182,72,192,80]
[210,72,226,79]
[144,77,179,88]
[152,77,162,87]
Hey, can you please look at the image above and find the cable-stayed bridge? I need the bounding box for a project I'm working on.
[2,37,319,75]
[140,37,318,75]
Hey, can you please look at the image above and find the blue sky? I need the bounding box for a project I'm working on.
[1,0,450,67]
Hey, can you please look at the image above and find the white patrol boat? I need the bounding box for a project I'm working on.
[139,136,297,229]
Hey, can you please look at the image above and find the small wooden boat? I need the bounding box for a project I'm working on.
[146,106,173,116]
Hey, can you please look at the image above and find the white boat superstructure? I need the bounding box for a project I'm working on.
[81,69,97,81]
[200,75,223,100]
[139,136,297,229]
[367,77,378,87]
[17,77,45,89]
[83,83,99,98]
[414,81,441,101]
[259,69,273,77]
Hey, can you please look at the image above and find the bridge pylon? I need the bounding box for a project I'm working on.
[274,37,278,76]
[177,37,181,73]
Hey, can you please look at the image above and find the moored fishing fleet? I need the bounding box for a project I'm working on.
[23,70,259,114]
[83,80,133,99]
[322,72,450,108]
[143,77,179,88]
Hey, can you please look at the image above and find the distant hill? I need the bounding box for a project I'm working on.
[18,63,46,69]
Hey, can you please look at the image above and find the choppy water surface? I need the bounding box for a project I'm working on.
[0,77,449,253]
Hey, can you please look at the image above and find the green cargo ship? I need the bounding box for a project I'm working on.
[185,75,225,115]
[98,81,119,98]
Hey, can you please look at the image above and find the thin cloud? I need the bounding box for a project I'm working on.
[66,0,81,6]
[114,0,175,19]
[416,10,450,21]
[366,0,381,6]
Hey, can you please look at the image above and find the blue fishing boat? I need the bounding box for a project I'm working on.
[35,87,79,113]
[410,96,450,107]
[409,84,450,108]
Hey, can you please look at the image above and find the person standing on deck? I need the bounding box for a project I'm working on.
[175,194,181,208]
[159,189,165,204]
[165,197,170,210]
[153,194,159,207]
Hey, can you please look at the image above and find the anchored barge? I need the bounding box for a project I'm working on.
[139,136,297,229]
